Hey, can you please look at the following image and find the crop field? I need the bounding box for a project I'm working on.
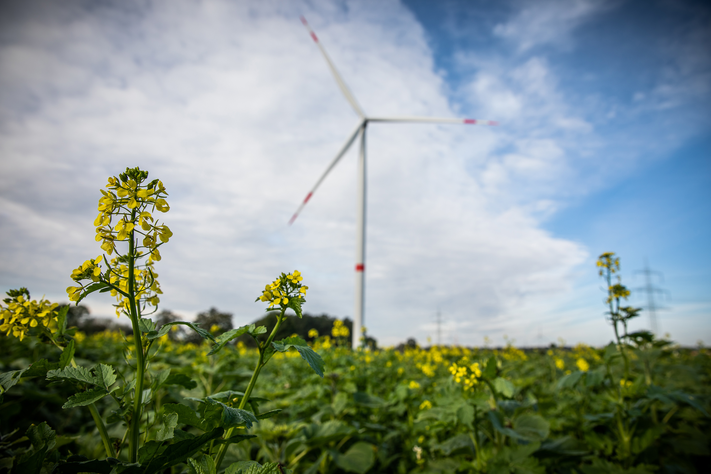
[1,324,710,473]
[1,168,709,473]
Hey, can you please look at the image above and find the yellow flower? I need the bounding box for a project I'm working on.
[308,328,319,338]
[576,358,590,372]
[555,358,565,370]
[409,381,421,390]
[419,400,432,410]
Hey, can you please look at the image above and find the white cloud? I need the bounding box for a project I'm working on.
[493,0,615,52]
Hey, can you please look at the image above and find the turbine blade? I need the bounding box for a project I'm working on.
[300,16,366,118]
[369,116,499,126]
[289,121,365,225]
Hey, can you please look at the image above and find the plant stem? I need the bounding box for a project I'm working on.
[214,309,287,471]
[127,217,146,464]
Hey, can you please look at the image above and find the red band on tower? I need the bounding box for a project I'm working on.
[355,264,365,272]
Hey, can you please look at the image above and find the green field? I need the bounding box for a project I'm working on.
[2,323,709,473]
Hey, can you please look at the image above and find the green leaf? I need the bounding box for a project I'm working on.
[47,366,97,385]
[256,409,282,420]
[59,340,75,369]
[163,403,203,428]
[220,405,259,429]
[23,359,59,378]
[139,318,156,333]
[287,296,305,319]
[142,428,224,474]
[95,364,117,390]
[187,454,216,474]
[152,368,171,391]
[156,412,179,441]
[334,442,375,474]
[492,378,515,398]
[513,414,550,442]
[226,461,261,474]
[63,387,108,408]
[456,404,474,427]
[556,371,584,390]
[0,368,26,394]
[487,410,526,440]
[208,325,253,356]
[26,421,56,452]
[74,281,111,305]
[272,336,324,377]
[146,321,215,342]
[164,373,198,389]
[483,356,497,379]
[56,304,69,336]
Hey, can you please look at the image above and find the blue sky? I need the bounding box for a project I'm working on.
[0,0,709,347]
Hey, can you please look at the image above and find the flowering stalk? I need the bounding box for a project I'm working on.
[66,167,171,463]
[214,271,309,471]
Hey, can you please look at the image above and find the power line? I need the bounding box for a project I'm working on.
[634,258,670,335]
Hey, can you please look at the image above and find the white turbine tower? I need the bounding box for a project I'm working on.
[290,17,498,349]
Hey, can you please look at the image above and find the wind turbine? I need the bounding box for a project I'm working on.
[290,17,498,349]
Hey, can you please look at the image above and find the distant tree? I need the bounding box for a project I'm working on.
[57,304,131,335]
[186,307,233,343]
[233,313,376,349]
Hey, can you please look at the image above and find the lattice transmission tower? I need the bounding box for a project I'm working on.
[634,258,669,335]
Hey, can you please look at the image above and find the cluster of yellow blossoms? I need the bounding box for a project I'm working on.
[0,289,59,341]
[331,319,350,338]
[449,361,482,390]
[67,168,169,317]
[258,271,308,309]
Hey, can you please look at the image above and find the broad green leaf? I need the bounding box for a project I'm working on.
[456,404,474,427]
[556,371,584,390]
[23,359,59,378]
[334,442,375,474]
[26,421,56,452]
[142,428,224,474]
[226,461,261,474]
[187,454,216,474]
[483,356,497,380]
[272,336,324,377]
[152,368,171,391]
[139,317,156,333]
[513,414,550,441]
[492,378,515,398]
[164,403,203,428]
[585,368,605,388]
[95,364,117,390]
[353,391,386,408]
[487,410,526,440]
[47,366,97,385]
[221,405,259,429]
[434,433,474,456]
[59,340,75,369]
[63,387,108,408]
[287,296,305,319]
[0,369,26,394]
[156,412,179,441]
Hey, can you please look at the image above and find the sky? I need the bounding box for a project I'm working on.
[1,0,709,347]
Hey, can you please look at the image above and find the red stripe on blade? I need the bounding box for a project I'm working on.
[288,214,298,225]
[310,32,318,42]
[355,264,365,272]
[489,121,499,126]
[463,119,477,124]
[304,192,313,203]
[300,16,308,25]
